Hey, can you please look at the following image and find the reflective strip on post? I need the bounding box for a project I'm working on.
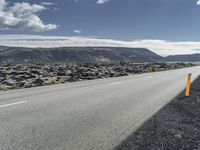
[185,73,192,97]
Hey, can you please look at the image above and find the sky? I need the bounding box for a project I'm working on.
[0,0,200,56]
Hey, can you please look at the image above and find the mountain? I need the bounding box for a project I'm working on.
[165,53,200,62]
[0,46,163,64]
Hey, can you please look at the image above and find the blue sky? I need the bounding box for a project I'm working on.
[0,0,200,41]
[0,0,200,56]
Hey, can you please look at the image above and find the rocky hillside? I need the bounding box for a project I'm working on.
[0,46,163,64]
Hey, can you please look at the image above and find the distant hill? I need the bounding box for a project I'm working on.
[165,53,200,62]
[1,46,200,64]
[0,46,163,64]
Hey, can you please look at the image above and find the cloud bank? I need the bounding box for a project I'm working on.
[0,0,57,32]
[197,0,200,5]
[0,35,200,56]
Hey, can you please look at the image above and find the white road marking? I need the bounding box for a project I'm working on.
[0,101,27,108]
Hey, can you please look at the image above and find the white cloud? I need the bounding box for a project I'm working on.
[197,0,200,5]
[74,30,81,34]
[41,2,55,6]
[0,35,200,56]
[97,0,110,4]
[0,0,6,10]
[0,0,57,32]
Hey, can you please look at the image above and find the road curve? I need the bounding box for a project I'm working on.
[1,66,200,150]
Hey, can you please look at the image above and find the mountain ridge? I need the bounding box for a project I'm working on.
[0,46,163,64]
[0,46,200,63]
[165,53,200,62]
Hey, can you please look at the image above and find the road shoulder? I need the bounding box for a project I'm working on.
[115,76,200,150]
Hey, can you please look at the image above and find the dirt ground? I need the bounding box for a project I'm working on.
[115,76,200,150]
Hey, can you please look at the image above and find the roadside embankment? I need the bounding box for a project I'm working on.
[115,76,200,150]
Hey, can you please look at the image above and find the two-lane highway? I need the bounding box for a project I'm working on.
[1,66,200,150]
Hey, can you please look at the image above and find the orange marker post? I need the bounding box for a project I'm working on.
[185,73,192,97]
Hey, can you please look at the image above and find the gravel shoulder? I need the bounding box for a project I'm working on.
[115,76,200,150]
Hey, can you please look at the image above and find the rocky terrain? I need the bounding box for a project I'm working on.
[115,76,200,150]
[0,62,196,91]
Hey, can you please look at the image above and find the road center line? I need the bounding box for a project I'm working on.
[0,101,27,108]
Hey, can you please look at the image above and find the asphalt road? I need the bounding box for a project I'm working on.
[1,66,200,150]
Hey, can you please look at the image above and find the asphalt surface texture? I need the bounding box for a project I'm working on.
[0,66,200,150]
[115,74,200,150]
